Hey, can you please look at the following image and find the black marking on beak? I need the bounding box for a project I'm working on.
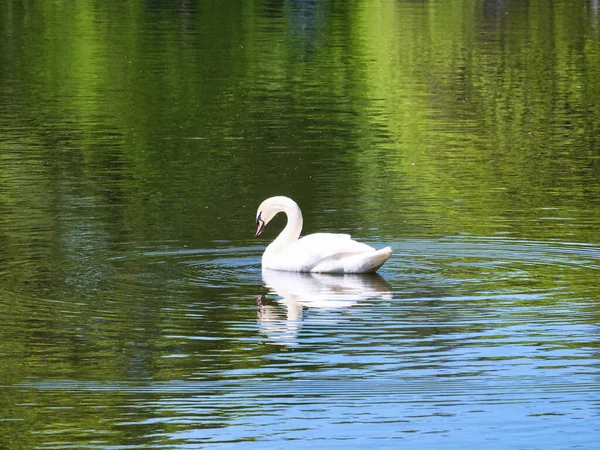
[255,212,265,237]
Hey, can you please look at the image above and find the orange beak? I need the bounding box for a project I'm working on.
[255,219,265,237]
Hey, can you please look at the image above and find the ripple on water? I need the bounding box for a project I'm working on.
[3,237,599,449]
[111,244,264,291]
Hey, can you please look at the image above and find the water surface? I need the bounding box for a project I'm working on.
[1,0,599,448]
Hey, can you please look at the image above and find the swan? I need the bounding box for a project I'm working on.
[255,196,392,273]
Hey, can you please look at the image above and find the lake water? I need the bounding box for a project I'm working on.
[1,0,599,448]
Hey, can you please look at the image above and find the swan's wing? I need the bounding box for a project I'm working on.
[280,233,376,270]
[297,233,375,253]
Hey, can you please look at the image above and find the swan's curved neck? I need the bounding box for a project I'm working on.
[266,199,303,255]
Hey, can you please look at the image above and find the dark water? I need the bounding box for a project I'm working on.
[1,0,599,448]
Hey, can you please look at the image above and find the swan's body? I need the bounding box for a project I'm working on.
[255,196,392,273]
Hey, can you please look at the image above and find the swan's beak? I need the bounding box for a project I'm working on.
[256,213,265,237]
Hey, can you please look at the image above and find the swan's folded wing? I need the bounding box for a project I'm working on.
[281,233,376,270]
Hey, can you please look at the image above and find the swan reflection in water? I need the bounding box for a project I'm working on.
[257,269,392,345]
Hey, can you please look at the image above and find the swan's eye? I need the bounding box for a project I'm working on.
[256,212,262,225]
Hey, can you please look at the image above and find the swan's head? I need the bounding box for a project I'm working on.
[255,198,278,237]
[255,196,296,237]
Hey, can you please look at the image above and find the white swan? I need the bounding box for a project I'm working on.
[255,196,392,273]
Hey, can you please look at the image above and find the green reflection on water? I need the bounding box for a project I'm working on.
[1,0,599,448]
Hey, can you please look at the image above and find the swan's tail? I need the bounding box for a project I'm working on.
[308,246,393,274]
[354,246,392,273]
